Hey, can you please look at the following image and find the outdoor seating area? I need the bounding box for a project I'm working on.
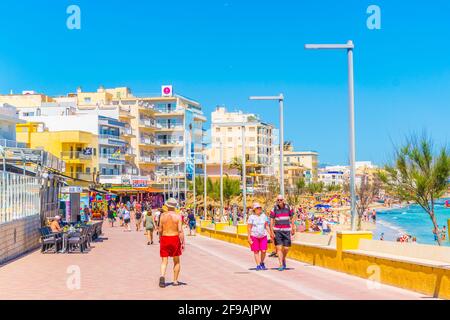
[39,221,103,254]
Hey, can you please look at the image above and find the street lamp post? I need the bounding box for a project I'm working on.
[241,125,247,222]
[203,154,207,220]
[220,140,224,221]
[193,153,196,215]
[249,94,285,197]
[305,40,357,231]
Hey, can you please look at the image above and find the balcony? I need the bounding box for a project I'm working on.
[99,153,126,165]
[154,107,184,116]
[0,139,27,148]
[139,137,157,147]
[119,106,135,119]
[157,139,184,147]
[155,124,184,131]
[125,147,137,157]
[139,155,157,164]
[99,134,126,146]
[157,156,185,163]
[139,119,158,130]
[121,128,135,138]
[60,151,92,162]
[75,172,95,181]
[138,101,156,112]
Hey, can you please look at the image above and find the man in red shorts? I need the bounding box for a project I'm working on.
[158,198,184,288]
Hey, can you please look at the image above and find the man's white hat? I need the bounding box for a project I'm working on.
[165,198,178,209]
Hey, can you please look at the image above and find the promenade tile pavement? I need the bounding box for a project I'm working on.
[0,221,429,300]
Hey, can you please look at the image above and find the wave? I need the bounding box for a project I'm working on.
[377,219,408,236]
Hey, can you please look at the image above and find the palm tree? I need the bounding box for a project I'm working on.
[307,182,324,195]
[223,176,241,206]
[229,156,243,177]
[378,134,450,245]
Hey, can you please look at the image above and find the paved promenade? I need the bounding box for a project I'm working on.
[0,222,428,300]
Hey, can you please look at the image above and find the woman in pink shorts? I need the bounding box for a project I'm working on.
[247,202,271,271]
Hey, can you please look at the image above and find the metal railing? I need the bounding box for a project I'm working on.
[60,151,92,160]
[158,140,184,146]
[99,153,126,161]
[99,134,123,141]
[140,138,157,146]
[139,119,158,128]
[0,139,27,148]
[0,171,41,224]
[139,156,157,163]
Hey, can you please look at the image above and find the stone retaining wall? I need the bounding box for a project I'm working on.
[0,215,41,265]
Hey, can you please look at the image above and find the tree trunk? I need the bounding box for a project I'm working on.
[428,209,442,246]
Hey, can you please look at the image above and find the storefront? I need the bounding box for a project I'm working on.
[102,176,164,208]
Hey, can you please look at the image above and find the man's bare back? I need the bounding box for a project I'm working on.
[159,211,182,236]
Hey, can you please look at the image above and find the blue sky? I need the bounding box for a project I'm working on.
[0,0,449,165]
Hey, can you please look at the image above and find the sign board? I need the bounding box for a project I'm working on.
[61,186,83,194]
[161,85,173,97]
[132,177,149,188]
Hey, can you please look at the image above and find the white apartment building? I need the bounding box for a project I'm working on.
[207,107,274,191]
[0,104,25,147]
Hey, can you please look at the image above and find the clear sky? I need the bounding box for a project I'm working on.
[0,0,448,165]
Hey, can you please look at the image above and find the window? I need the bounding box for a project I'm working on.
[228,127,232,132]
[84,97,91,103]
[216,128,221,133]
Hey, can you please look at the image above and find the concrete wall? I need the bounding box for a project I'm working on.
[0,215,41,265]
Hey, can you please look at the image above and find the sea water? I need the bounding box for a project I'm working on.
[374,198,450,246]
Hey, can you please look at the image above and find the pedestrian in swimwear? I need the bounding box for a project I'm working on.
[159,198,184,288]
[247,202,271,271]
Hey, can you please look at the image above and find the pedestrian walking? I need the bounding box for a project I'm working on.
[135,204,143,232]
[144,209,156,245]
[159,198,184,288]
[123,207,131,232]
[269,195,295,271]
[118,203,124,227]
[107,204,116,227]
[247,202,271,271]
[187,210,197,236]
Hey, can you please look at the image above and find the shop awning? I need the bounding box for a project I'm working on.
[106,187,164,194]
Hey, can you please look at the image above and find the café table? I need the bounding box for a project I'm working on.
[59,229,82,253]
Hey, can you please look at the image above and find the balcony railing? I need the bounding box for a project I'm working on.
[60,151,92,160]
[140,138,157,146]
[158,140,184,146]
[99,134,123,140]
[157,156,185,163]
[0,139,27,148]
[139,119,158,129]
[139,156,157,163]
[99,153,126,161]
[121,128,134,136]
[75,172,95,181]
[156,124,183,130]
[154,107,184,114]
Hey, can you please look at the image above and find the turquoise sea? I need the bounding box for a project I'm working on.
[374,198,450,246]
